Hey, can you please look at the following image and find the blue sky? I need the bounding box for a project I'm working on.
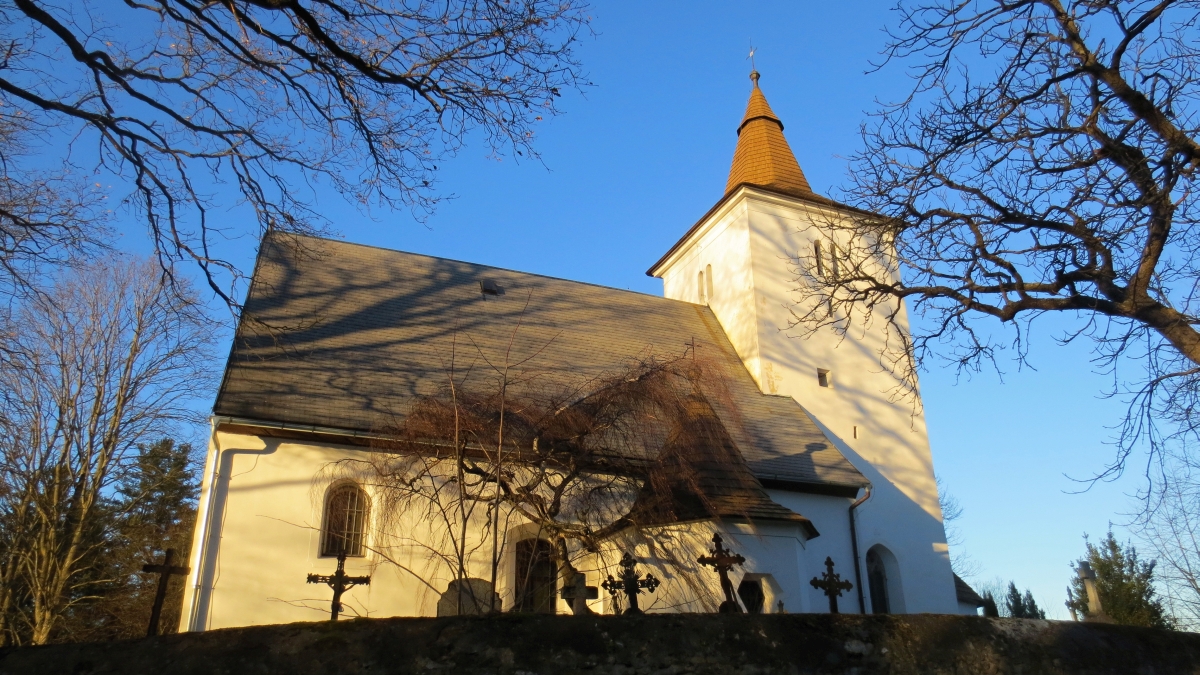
[116,1,1143,618]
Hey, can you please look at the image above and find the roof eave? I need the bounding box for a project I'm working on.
[645,183,875,278]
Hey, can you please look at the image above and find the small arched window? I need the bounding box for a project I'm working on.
[514,538,556,613]
[814,241,825,277]
[866,548,889,613]
[697,269,706,303]
[705,264,714,301]
[321,483,369,557]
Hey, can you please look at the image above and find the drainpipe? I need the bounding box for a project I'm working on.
[185,415,230,632]
[848,485,872,614]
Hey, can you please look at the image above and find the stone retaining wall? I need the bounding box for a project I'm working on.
[2,614,1198,674]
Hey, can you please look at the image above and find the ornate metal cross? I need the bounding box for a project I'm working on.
[141,548,191,637]
[810,556,853,614]
[601,552,660,615]
[307,554,371,621]
[697,533,746,613]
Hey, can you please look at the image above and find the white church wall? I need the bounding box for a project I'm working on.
[182,428,497,631]
[182,425,857,630]
[653,187,959,614]
[658,200,765,381]
[598,520,815,615]
[764,490,860,613]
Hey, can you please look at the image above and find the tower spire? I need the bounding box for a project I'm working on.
[724,70,813,197]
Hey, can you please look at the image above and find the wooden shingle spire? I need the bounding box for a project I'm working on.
[724,71,814,197]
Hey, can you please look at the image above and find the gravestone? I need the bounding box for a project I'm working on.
[437,578,500,616]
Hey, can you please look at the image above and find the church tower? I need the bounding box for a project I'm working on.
[648,71,959,614]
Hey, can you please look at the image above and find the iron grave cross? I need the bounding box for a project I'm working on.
[601,552,660,615]
[810,556,853,614]
[307,553,371,621]
[141,548,191,637]
[697,533,746,613]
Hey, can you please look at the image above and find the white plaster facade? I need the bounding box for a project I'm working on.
[649,185,959,615]
[178,188,966,631]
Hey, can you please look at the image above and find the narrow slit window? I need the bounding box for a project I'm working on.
[697,270,706,303]
[814,241,824,277]
[705,264,714,301]
[321,483,369,557]
[817,369,831,388]
[830,244,840,280]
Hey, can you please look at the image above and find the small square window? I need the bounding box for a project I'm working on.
[817,369,831,388]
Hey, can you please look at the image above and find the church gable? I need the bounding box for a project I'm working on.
[216,232,865,495]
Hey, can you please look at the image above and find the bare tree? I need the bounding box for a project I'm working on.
[1136,450,1200,629]
[0,0,590,303]
[0,258,213,645]
[325,324,741,615]
[789,1,1200,475]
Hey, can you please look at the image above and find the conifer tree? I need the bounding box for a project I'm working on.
[980,591,1000,618]
[52,439,200,642]
[1004,582,1047,619]
[1066,532,1173,629]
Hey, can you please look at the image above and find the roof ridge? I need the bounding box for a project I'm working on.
[269,231,698,307]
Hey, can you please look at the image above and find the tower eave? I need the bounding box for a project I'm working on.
[645,184,871,278]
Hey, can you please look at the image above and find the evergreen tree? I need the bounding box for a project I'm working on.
[1066,531,1173,629]
[1004,582,1047,619]
[980,591,1000,618]
[52,439,200,642]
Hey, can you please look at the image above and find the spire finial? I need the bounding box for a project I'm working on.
[748,42,759,86]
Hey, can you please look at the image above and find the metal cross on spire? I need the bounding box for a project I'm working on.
[748,42,757,71]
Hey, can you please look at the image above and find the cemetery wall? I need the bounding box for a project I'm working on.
[2,612,1199,675]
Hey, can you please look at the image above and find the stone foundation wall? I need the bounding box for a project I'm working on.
[2,614,1198,675]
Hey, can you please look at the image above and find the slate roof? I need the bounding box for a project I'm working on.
[215,233,867,497]
[954,574,985,608]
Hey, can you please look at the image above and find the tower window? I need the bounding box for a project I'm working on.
[830,244,841,280]
[697,269,706,303]
[321,483,369,557]
[817,369,831,388]
[705,264,714,301]
[814,241,825,277]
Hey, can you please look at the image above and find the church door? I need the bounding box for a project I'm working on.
[514,539,556,613]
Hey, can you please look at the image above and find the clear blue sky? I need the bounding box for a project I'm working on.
[129,1,1142,618]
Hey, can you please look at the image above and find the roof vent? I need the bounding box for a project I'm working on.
[479,279,504,297]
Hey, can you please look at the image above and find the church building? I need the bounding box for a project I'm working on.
[180,72,982,630]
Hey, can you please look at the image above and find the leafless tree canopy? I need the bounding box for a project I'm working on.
[0,0,589,301]
[0,258,213,644]
[791,1,1200,472]
[327,331,740,614]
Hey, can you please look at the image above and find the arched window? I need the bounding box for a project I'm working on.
[866,547,890,614]
[705,264,714,301]
[321,483,369,557]
[697,269,706,303]
[866,544,905,614]
[814,241,825,277]
[514,538,556,613]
